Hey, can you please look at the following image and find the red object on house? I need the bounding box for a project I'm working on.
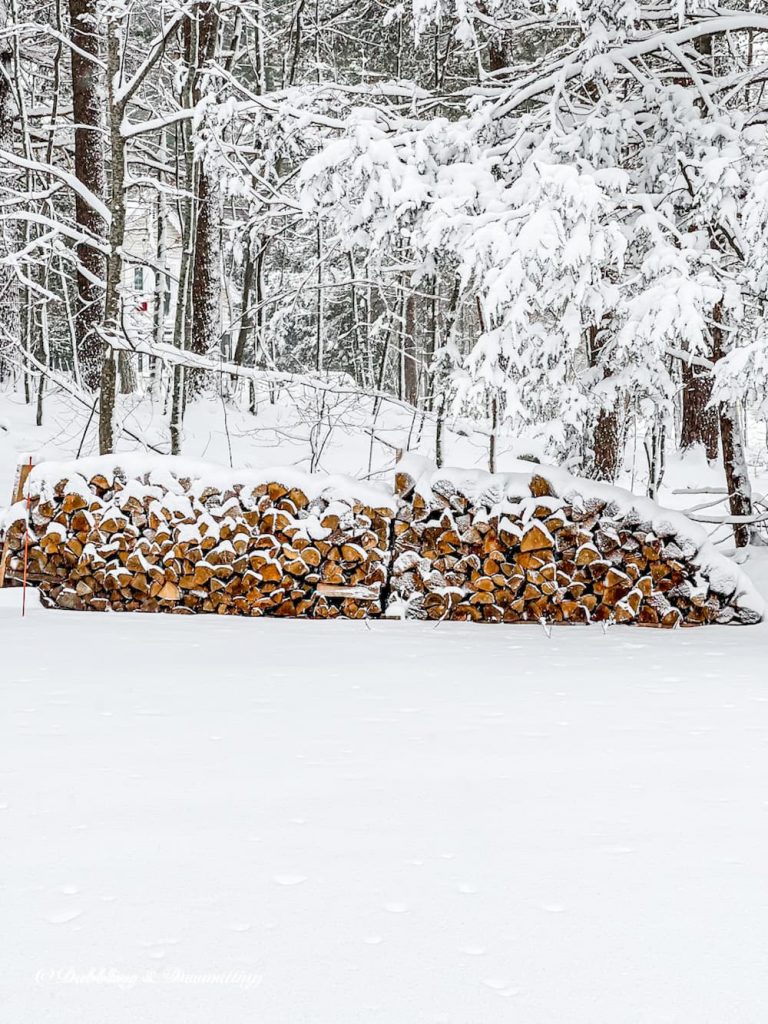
[137,301,148,312]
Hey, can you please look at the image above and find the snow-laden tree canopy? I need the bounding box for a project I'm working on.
[1,0,768,541]
[287,3,768,471]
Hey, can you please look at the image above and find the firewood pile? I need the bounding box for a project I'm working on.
[389,462,762,626]
[1,463,393,618]
[0,456,761,625]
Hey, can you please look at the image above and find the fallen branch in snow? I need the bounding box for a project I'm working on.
[686,512,768,525]
[671,489,768,527]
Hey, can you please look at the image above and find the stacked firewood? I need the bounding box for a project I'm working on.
[1,458,761,625]
[2,466,393,618]
[390,468,761,626]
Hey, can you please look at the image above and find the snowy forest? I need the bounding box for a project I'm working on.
[2,0,768,545]
[7,6,768,1018]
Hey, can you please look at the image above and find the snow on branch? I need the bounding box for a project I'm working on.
[491,15,768,119]
[0,149,111,225]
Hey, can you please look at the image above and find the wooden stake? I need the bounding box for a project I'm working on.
[0,458,35,592]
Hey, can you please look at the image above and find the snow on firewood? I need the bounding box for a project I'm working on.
[0,453,761,625]
[391,455,763,625]
[1,455,395,620]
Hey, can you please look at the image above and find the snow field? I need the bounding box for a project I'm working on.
[2,586,768,1023]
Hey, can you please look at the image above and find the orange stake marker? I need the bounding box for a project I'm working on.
[21,456,33,618]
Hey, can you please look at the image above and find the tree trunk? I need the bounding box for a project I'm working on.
[645,419,666,500]
[488,393,497,473]
[711,304,752,548]
[186,1,220,396]
[718,403,752,548]
[188,166,220,385]
[68,0,106,390]
[593,407,620,482]
[0,0,19,378]
[402,291,418,407]
[587,323,621,482]
[98,23,125,454]
[680,361,719,460]
[151,135,168,391]
[232,238,254,368]
[316,223,324,372]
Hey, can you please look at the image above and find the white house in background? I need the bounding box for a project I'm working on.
[120,195,234,357]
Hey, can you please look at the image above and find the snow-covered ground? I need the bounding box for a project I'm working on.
[3,383,768,1021]
[2,567,768,1024]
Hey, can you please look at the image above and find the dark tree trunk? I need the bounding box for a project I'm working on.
[481,1,508,75]
[97,20,136,447]
[711,304,752,548]
[587,323,621,482]
[186,1,220,397]
[68,0,106,390]
[189,167,220,360]
[593,406,620,482]
[680,361,719,460]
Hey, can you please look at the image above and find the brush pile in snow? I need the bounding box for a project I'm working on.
[0,457,393,618]
[0,454,762,625]
[389,457,763,627]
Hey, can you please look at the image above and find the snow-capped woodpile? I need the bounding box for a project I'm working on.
[0,454,762,625]
[389,457,763,627]
[0,457,394,618]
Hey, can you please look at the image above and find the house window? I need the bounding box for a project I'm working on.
[133,266,144,290]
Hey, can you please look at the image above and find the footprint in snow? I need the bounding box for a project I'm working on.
[457,884,479,895]
[461,945,485,956]
[273,874,307,886]
[384,902,408,914]
[541,903,566,914]
[363,935,383,945]
[482,978,520,997]
[46,908,83,925]
[230,923,252,932]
